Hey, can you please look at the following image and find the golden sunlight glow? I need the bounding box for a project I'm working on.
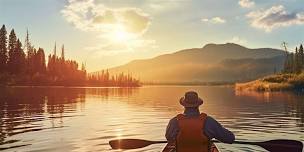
[115,128,123,138]
[110,25,134,42]
[114,30,129,41]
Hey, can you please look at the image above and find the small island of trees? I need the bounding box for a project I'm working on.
[236,42,304,92]
[0,24,140,87]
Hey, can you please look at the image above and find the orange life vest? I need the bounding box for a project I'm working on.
[176,113,210,152]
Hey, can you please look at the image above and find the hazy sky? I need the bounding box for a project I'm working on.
[1,0,304,71]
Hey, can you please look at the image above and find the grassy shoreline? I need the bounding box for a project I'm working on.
[235,73,304,92]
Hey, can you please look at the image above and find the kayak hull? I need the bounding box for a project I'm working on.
[162,143,220,152]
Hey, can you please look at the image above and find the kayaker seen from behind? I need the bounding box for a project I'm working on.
[164,91,235,152]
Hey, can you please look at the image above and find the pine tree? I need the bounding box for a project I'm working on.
[0,25,8,72]
[61,44,65,60]
[15,39,26,74]
[24,29,35,75]
[8,29,18,74]
[299,44,304,71]
[47,54,52,73]
[282,42,290,73]
[24,29,33,57]
[8,34,25,75]
[36,48,46,74]
[81,63,85,71]
[294,47,300,73]
[54,42,57,57]
[291,53,295,73]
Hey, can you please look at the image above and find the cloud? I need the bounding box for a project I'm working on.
[247,5,304,32]
[145,0,188,12]
[239,0,255,8]
[202,17,226,24]
[62,0,156,55]
[61,0,151,35]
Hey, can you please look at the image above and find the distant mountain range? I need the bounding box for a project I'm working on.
[97,43,286,83]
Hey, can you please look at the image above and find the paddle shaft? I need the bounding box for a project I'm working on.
[156,140,301,148]
[152,140,243,144]
[151,140,269,145]
[150,140,265,145]
[109,139,303,152]
[147,140,303,150]
[231,140,303,149]
[151,141,168,144]
[212,140,252,144]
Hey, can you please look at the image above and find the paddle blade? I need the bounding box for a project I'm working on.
[258,140,303,152]
[109,139,153,149]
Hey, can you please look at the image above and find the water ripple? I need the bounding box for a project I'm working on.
[0,87,303,152]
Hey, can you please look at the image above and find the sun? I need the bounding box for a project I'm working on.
[114,30,129,41]
[110,25,133,42]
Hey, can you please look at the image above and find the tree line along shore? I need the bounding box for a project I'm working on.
[236,43,304,92]
[0,25,140,87]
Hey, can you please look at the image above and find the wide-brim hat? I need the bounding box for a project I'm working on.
[179,91,203,108]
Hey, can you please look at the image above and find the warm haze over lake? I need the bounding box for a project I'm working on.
[0,0,304,152]
[1,0,304,71]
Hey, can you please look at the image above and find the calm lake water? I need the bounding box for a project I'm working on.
[0,86,303,152]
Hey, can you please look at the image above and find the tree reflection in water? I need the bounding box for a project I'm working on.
[235,90,304,127]
[0,87,84,144]
[0,87,138,146]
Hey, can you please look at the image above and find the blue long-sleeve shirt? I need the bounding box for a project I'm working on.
[165,108,235,144]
